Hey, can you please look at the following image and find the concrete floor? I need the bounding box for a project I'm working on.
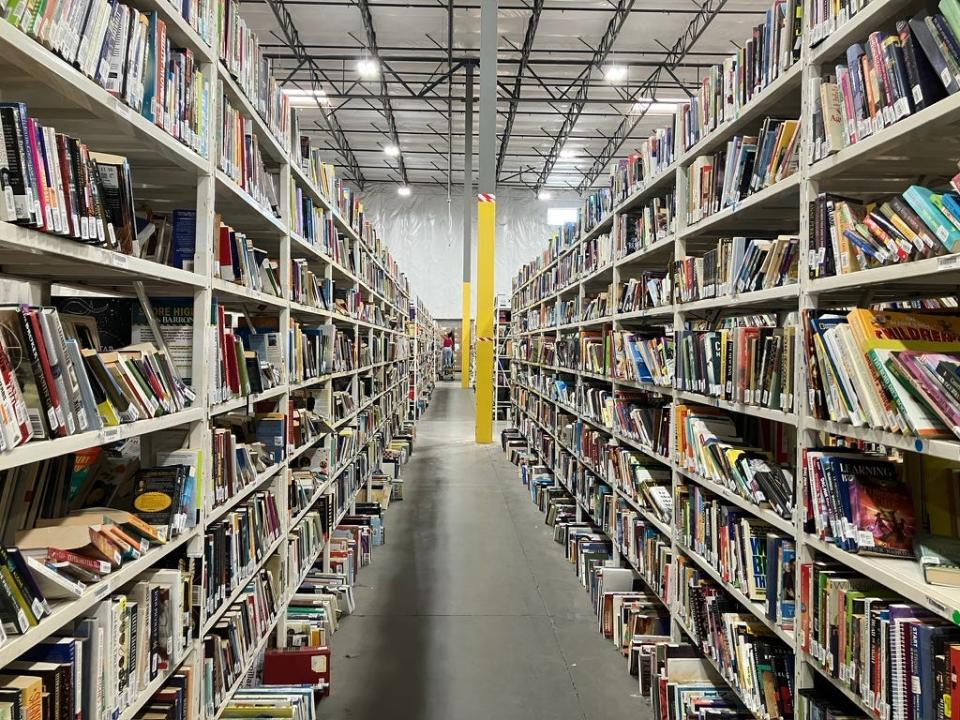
[318,382,644,720]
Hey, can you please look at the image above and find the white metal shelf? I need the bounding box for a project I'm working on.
[0,407,205,472]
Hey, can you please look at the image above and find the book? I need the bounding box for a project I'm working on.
[914,533,960,586]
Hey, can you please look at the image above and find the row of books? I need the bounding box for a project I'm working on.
[290,259,332,311]
[288,321,334,384]
[675,404,795,520]
[810,9,960,163]
[581,292,609,323]
[798,558,960,720]
[804,308,960,440]
[294,134,342,209]
[618,272,672,313]
[289,182,346,263]
[808,184,960,279]
[801,447,917,559]
[0,104,140,252]
[2,4,210,156]
[217,0,289,148]
[580,188,612,235]
[807,0,870,46]
[218,90,280,219]
[607,125,676,204]
[202,566,280,716]
[608,445,672,522]
[674,325,798,413]
[0,304,193,450]
[610,503,672,603]
[674,557,794,719]
[612,390,671,458]
[611,331,674,387]
[673,236,800,303]
[215,221,281,296]
[685,118,800,226]
[616,193,675,258]
[0,565,194,720]
[202,490,282,621]
[223,687,315,720]
[582,233,613,275]
[211,304,282,405]
[133,655,197,720]
[678,0,802,151]
[210,425,277,514]
[675,485,795,622]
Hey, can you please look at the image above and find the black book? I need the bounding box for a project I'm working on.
[129,465,187,538]
[898,19,948,111]
[0,105,32,224]
[0,548,44,622]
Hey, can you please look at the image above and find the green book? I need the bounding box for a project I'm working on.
[940,0,960,44]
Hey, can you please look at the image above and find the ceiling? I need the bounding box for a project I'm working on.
[242,0,775,195]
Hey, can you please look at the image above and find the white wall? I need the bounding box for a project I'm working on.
[359,183,579,319]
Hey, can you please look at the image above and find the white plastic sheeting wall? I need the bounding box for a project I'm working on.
[359,183,578,319]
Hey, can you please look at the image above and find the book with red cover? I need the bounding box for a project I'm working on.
[261,647,331,696]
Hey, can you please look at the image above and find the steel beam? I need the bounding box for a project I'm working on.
[577,0,728,191]
[532,0,635,193]
[354,0,409,184]
[262,0,365,187]
[476,0,495,442]
[461,63,474,387]
[495,0,543,181]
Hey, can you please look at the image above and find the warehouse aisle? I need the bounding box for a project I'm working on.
[319,382,643,720]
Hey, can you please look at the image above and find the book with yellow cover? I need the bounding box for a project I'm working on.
[847,309,960,353]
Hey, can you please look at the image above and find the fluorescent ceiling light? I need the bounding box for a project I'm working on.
[558,147,578,160]
[357,58,379,78]
[383,144,400,157]
[631,98,688,115]
[397,186,411,197]
[604,65,628,83]
[538,191,553,201]
[282,88,330,107]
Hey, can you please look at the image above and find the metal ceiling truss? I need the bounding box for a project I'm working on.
[262,0,365,187]
[495,0,543,181]
[532,0,635,193]
[354,0,409,184]
[577,0,729,192]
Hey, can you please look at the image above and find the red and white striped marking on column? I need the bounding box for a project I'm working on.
[477,193,496,203]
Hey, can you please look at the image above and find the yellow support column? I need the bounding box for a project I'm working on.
[475,193,495,443]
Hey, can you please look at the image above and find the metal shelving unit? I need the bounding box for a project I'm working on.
[0,3,434,710]
[507,2,960,716]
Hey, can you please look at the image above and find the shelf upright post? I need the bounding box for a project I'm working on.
[794,26,819,696]
[462,62,475,388]
[187,55,220,714]
[669,107,687,642]
[276,140,293,647]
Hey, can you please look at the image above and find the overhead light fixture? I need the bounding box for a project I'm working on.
[538,191,553,201]
[604,65,628,83]
[357,58,379,79]
[397,186,411,197]
[558,147,578,160]
[281,87,331,107]
[383,144,400,157]
[631,97,688,116]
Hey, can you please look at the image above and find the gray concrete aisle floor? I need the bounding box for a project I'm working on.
[318,381,644,720]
